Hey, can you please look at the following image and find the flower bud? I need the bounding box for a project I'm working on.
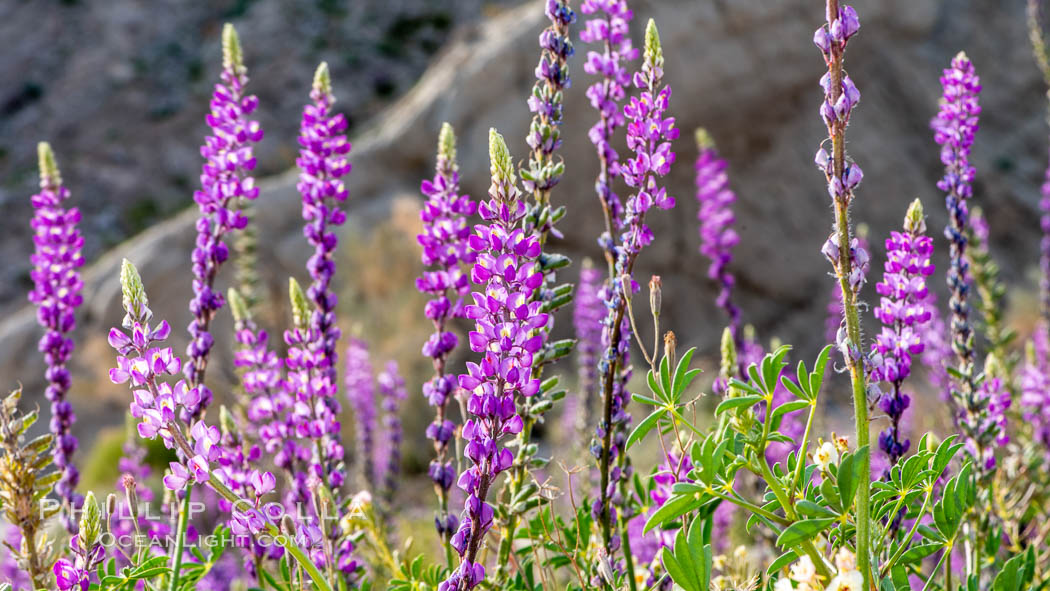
[79,491,102,552]
[222,23,244,75]
[37,141,62,188]
[719,326,736,380]
[649,275,662,320]
[288,277,311,330]
[438,122,457,167]
[227,288,250,325]
[313,61,332,97]
[904,198,926,235]
[488,128,515,188]
[663,331,676,366]
[119,259,151,327]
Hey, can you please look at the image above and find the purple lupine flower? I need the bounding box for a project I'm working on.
[296,62,351,384]
[593,19,677,558]
[931,51,980,392]
[440,130,547,591]
[580,0,637,252]
[522,0,574,199]
[565,259,603,441]
[184,24,264,420]
[418,122,474,540]
[870,200,934,468]
[1022,323,1050,457]
[345,336,377,485]
[27,142,85,532]
[0,526,30,589]
[814,3,866,365]
[822,226,867,346]
[284,278,346,485]
[694,129,742,358]
[53,493,104,591]
[931,52,988,462]
[377,361,407,517]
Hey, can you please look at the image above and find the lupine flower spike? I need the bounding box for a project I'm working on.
[595,17,678,565]
[694,128,742,363]
[28,142,85,532]
[871,199,934,469]
[568,258,603,450]
[377,361,407,524]
[346,336,377,485]
[297,62,351,384]
[580,0,637,264]
[931,52,988,468]
[418,122,475,545]
[440,129,547,591]
[52,492,104,591]
[185,23,264,420]
[813,2,872,584]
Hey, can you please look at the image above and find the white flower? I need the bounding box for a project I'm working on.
[833,547,856,573]
[825,570,863,591]
[775,578,795,591]
[789,555,817,584]
[815,440,839,471]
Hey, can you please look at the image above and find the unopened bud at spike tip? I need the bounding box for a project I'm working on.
[79,491,101,551]
[222,23,244,74]
[644,19,662,65]
[37,141,61,188]
[720,326,737,378]
[227,287,250,324]
[288,277,310,330]
[313,62,332,97]
[438,122,457,165]
[904,198,926,235]
[119,259,150,326]
[694,128,715,151]
[488,128,515,187]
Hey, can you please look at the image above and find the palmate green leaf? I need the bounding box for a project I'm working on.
[661,516,712,591]
[670,347,699,402]
[932,434,963,477]
[714,395,762,416]
[760,346,792,394]
[626,409,666,451]
[890,565,912,591]
[795,500,838,519]
[991,547,1035,591]
[775,517,835,548]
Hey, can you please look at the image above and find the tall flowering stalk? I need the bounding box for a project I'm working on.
[580,0,637,267]
[813,1,871,583]
[418,122,475,547]
[1029,0,1050,330]
[346,337,377,485]
[441,129,547,591]
[109,260,334,591]
[871,200,934,469]
[296,62,351,384]
[568,259,604,449]
[495,2,576,578]
[596,18,678,560]
[185,24,264,419]
[27,142,84,532]
[285,278,357,581]
[694,128,742,360]
[377,361,406,523]
[931,52,985,463]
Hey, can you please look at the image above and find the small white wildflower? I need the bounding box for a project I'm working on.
[789,555,817,584]
[833,547,856,573]
[775,578,795,591]
[815,440,839,471]
[825,570,863,591]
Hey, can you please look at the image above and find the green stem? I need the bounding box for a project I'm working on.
[788,400,819,501]
[618,510,639,591]
[167,489,192,591]
[881,487,934,576]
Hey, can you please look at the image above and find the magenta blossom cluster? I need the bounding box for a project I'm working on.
[931,52,981,395]
[417,123,475,539]
[345,336,377,484]
[53,531,103,591]
[296,62,351,383]
[694,130,741,351]
[580,0,637,249]
[185,26,263,420]
[441,130,548,591]
[870,202,934,466]
[566,261,603,436]
[377,361,407,511]
[27,144,85,531]
[1022,324,1050,457]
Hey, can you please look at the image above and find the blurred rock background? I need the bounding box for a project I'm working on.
[0,0,1046,488]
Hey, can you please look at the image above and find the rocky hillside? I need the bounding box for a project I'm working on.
[1,0,1047,452]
